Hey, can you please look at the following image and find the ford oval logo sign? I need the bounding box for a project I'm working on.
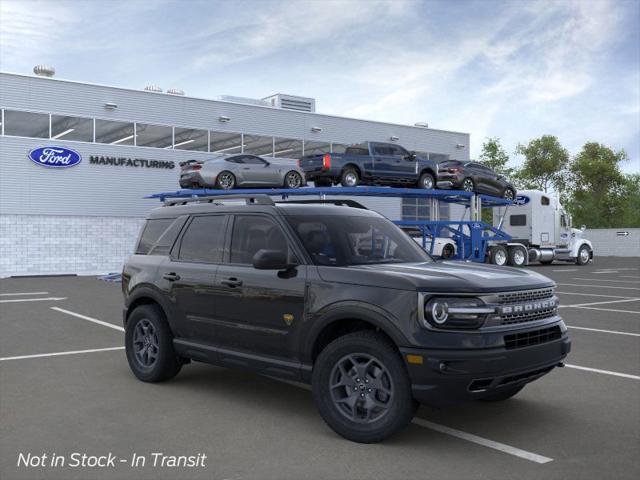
[514,195,530,205]
[28,146,82,168]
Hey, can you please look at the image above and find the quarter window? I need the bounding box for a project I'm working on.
[136,218,175,255]
[178,215,227,263]
[230,216,290,264]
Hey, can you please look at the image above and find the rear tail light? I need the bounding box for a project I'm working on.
[192,164,202,170]
[448,167,460,173]
[297,159,301,167]
[322,153,331,169]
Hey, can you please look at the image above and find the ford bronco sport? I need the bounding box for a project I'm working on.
[122,194,570,443]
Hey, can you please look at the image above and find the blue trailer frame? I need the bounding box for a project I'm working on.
[147,186,512,263]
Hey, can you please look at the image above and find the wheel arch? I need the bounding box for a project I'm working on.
[125,286,172,329]
[341,163,363,178]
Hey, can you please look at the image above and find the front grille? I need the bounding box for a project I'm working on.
[504,326,562,350]
[497,287,555,305]
[496,287,558,325]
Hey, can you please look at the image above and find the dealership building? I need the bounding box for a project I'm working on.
[0,69,470,277]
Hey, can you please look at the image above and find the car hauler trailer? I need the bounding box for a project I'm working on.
[148,186,592,267]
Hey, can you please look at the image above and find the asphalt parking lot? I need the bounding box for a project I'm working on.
[1,256,639,480]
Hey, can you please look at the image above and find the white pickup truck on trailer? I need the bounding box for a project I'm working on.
[489,189,593,267]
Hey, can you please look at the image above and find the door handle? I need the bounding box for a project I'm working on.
[221,277,243,288]
[163,272,181,281]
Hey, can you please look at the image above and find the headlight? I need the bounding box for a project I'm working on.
[422,297,494,329]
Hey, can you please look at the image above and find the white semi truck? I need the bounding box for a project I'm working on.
[488,189,593,267]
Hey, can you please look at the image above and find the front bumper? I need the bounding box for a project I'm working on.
[400,331,571,406]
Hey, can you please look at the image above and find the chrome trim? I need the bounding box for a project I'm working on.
[448,307,495,314]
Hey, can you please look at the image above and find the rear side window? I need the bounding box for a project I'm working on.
[178,215,227,263]
[229,215,290,264]
[510,215,527,226]
[345,147,369,155]
[136,218,174,255]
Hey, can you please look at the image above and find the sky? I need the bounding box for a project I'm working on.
[1,0,638,172]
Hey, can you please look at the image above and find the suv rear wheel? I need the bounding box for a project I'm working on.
[312,331,417,443]
[125,304,182,382]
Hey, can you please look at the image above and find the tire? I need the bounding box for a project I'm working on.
[284,170,303,189]
[314,178,332,187]
[125,304,182,383]
[489,245,508,266]
[507,246,527,267]
[340,168,360,187]
[576,245,591,265]
[418,172,435,190]
[216,171,236,190]
[312,331,418,443]
[462,178,475,192]
[503,188,515,201]
[441,243,455,259]
[477,385,524,402]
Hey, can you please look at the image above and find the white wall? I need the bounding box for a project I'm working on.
[0,215,144,277]
[586,228,640,257]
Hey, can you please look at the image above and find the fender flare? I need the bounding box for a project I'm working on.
[571,239,593,258]
[300,301,410,364]
[125,285,178,331]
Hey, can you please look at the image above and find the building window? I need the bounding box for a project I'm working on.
[273,137,303,159]
[95,119,135,145]
[402,198,430,221]
[331,143,348,154]
[244,134,274,156]
[3,110,49,138]
[51,114,93,142]
[174,127,208,151]
[210,131,243,154]
[303,140,330,156]
[135,123,173,149]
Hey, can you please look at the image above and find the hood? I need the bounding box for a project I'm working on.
[317,260,554,293]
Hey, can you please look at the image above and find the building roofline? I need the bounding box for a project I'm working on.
[0,71,470,137]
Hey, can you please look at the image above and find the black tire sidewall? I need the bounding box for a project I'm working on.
[125,305,181,383]
[312,332,416,443]
[216,171,235,189]
[419,173,435,189]
[340,168,359,187]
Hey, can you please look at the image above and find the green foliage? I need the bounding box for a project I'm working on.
[479,137,514,177]
[566,142,637,228]
[515,135,569,193]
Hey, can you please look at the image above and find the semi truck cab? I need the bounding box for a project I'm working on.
[492,190,593,266]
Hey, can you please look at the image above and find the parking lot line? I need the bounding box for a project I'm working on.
[559,298,640,308]
[572,278,640,284]
[0,291,49,296]
[556,291,636,299]
[411,418,553,464]
[51,307,125,332]
[273,378,553,464]
[557,283,640,291]
[0,346,124,362]
[567,325,640,337]
[565,364,640,380]
[621,275,640,279]
[0,296,67,303]
[568,306,640,315]
[552,269,578,272]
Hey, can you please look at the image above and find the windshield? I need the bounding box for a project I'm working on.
[286,215,433,266]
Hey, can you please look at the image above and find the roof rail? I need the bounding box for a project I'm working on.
[276,199,368,209]
[164,194,275,207]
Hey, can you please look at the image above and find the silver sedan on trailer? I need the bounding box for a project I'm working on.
[179,154,306,190]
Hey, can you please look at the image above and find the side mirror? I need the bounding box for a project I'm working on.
[252,249,294,270]
[405,152,416,161]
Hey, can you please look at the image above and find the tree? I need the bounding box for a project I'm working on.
[567,142,632,228]
[515,135,569,193]
[479,137,514,177]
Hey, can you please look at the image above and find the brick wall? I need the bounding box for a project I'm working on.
[0,215,145,277]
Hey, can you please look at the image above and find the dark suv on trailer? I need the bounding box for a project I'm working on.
[122,195,570,443]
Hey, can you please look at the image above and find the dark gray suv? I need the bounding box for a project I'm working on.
[122,194,570,443]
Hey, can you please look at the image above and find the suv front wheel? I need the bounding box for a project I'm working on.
[125,304,182,382]
[312,331,417,443]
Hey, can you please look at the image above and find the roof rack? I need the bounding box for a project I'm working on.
[276,199,368,209]
[164,194,275,207]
